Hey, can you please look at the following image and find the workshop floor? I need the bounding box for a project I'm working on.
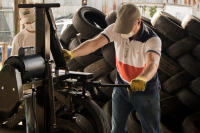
[0,124,26,133]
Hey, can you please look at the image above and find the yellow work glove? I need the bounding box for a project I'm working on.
[127,76,147,93]
[62,49,74,63]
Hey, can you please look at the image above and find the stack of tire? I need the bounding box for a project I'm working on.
[60,6,200,133]
[150,11,200,133]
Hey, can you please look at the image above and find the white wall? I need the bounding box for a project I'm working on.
[165,4,193,20]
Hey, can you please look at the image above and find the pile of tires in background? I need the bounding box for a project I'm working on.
[60,6,200,133]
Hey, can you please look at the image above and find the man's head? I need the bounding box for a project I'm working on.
[19,8,35,32]
[113,3,141,38]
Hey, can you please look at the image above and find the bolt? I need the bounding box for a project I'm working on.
[1,86,4,90]
[13,88,15,91]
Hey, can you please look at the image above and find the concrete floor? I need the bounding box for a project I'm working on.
[0,124,26,133]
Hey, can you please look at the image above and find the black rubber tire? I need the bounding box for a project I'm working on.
[51,118,84,133]
[188,77,200,96]
[96,74,113,98]
[5,108,25,129]
[165,35,200,59]
[175,88,200,112]
[160,122,174,133]
[160,90,171,100]
[192,44,200,61]
[141,16,162,36]
[157,69,170,85]
[162,71,194,94]
[101,42,116,68]
[73,6,107,38]
[67,58,84,71]
[68,34,89,51]
[161,114,183,133]
[160,96,186,116]
[177,53,200,78]
[109,69,116,83]
[105,10,117,25]
[126,109,142,133]
[68,34,103,66]
[60,24,79,49]
[182,14,200,40]
[159,35,174,51]
[102,100,112,128]
[181,112,200,133]
[72,97,110,133]
[54,92,110,133]
[75,114,95,133]
[159,53,183,77]
[151,11,188,42]
[84,58,113,78]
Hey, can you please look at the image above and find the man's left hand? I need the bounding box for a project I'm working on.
[127,76,147,93]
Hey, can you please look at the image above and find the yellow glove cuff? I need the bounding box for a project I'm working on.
[70,51,74,59]
[135,75,147,83]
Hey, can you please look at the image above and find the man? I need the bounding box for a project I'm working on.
[7,8,36,133]
[11,8,35,56]
[63,3,161,133]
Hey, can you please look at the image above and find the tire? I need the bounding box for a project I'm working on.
[72,97,110,133]
[67,58,84,71]
[101,42,116,68]
[182,14,200,40]
[5,108,25,129]
[192,44,200,62]
[160,123,174,133]
[50,118,84,133]
[60,24,78,49]
[75,114,95,133]
[96,74,113,98]
[68,34,103,66]
[159,35,174,51]
[102,100,112,128]
[109,69,116,83]
[126,109,142,133]
[160,90,171,100]
[84,58,113,78]
[175,88,200,112]
[188,77,200,96]
[177,53,200,78]
[181,112,200,133]
[165,35,199,59]
[162,71,194,94]
[159,53,183,77]
[151,11,188,42]
[161,114,183,133]
[141,16,162,36]
[157,69,170,85]
[105,11,117,25]
[160,96,186,116]
[55,92,110,133]
[73,6,107,38]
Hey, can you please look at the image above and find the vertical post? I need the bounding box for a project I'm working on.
[14,0,22,35]
[35,7,51,133]
[1,43,8,64]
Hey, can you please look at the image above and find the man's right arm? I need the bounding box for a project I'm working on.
[72,34,109,58]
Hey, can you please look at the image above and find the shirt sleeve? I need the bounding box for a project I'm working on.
[11,35,20,56]
[101,23,117,43]
[145,37,162,56]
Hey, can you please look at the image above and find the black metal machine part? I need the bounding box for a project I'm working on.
[0,3,130,133]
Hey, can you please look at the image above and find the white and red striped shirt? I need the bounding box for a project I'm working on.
[101,22,162,92]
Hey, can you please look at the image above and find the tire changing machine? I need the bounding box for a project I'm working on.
[0,3,129,133]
